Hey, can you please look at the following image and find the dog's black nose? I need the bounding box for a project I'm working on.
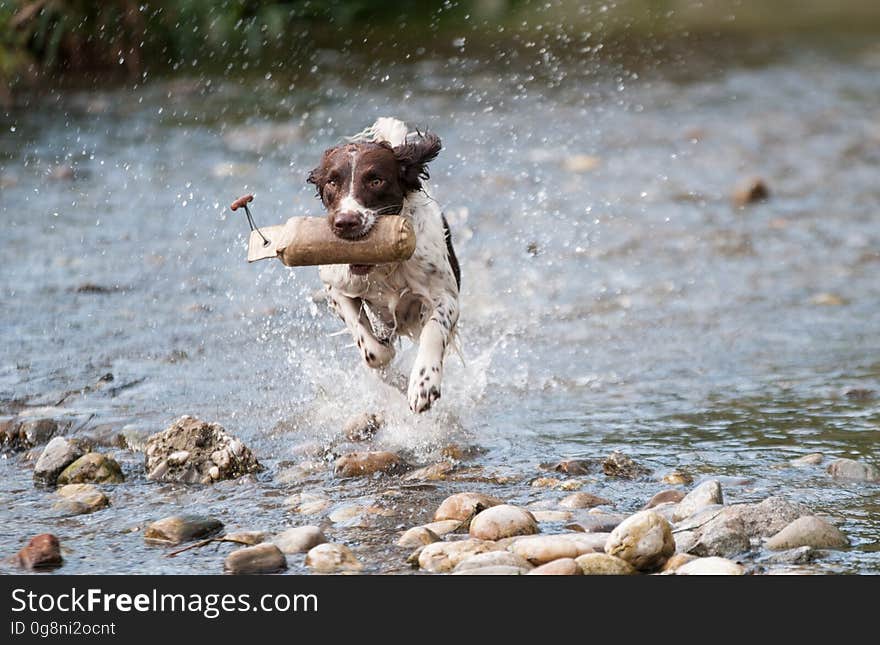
[333,212,362,237]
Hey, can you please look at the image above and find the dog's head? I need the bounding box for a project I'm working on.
[307,132,441,241]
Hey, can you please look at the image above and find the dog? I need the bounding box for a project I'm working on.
[307,117,460,413]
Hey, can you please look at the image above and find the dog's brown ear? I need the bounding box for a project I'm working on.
[307,147,336,199]
[393,131,441,193]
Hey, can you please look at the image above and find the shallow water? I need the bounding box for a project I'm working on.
[1,32,879,574]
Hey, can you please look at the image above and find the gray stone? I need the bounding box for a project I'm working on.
[790,453,824,467]
[145,415,263,484]
[826,458,880,482]
[144,515,224,545]
[33,437,85,486]
[558,492,612,509]
[272,526,327,554]
[20,419,58,446]
[224,543,287,574]
[57,452,124,485]
[602,451,651,479]
[605,511,675,571]
[689,512,750,558]
[758,546,818,565]
[765,516,849,550]
[673,480,723,522]
[565,512,625,534]
[717,497,808,538]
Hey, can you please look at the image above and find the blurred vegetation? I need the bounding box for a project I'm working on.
[2,0,880,104]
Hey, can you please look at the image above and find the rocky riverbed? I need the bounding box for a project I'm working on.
[2,411,876,575]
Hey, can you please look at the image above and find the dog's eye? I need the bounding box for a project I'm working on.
[327,179,339,188]
[368,177,385,188]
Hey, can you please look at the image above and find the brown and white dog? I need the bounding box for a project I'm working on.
[307,118,460,413]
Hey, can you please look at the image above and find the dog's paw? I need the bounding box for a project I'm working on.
[408,362,442,413]
[357,334,395,369]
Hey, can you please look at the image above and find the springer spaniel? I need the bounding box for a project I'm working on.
[307,118,461,413]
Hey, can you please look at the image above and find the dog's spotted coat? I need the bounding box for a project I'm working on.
[308,118,460,413]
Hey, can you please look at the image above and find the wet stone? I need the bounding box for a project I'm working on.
[20,418,59,446]
[661,470,693,485]
[453,551,533,573]
[548,459,596,476]
[565,512,625,534]
[602,451,651,479]
[144,515,224,545]
[676,556,745,575]
[421,519,464,536]
[451,565,528,575]
[343,412,383,441]
[558,492,611,509]
[224,531,267,546]
[57,452,124,485]
[53,483,109,515]
[403,461,456,481]
[434,492,504,523]
[509,533,608,565]
[643,489,686,510]
[758,546,818,565]
[689,511,750,558]
[826,458,880,482]
[145,415,263,484]
[18,534,63,570]
[469,505,539,541]
[765,516,849,551]
[273,526,327,554]
[224,543,287,574]
[418,539,498,573]
[732,177,769,206]
[661,553,698,573]
[532,510,573,523]
[673,480,723,522]
[605,511,675,571]
[397,526,440,548]
[575,553,638,575]
[791,453,824,467]
[305,543,363,573]
[334,451,406,478]
[527,558,583,575]
[33,437,85,486]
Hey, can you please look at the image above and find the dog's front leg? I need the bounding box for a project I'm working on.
[327,287,395,369]
[408,296,458,413]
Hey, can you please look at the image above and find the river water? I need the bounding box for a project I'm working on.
[1,31,879,574]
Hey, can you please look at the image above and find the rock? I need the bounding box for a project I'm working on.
[643,489,686,510]
[845,389,873,401]
[334,451,405,477]
[434,492,504,522]
[53,483,109,515]
[397,527,440,548]
[531,477,562,488]
[57,452,124,485]
[602,451,651,479]
[661,553,698,572]
[765,516,849,550]
[689,511,750,558]
[565,512,626,534]
[605,511,675,571]
[791,453,824,467]
[469,505,539,540]
[575,552,638,575]
[527,558,583,575]
[549,459,596,475]
[306,543,362,573]
[19,418,58,446]
[562,154,601,173]
[33,437,85,486]
[758,546,818,565]
[672,480,723,522]
[732,177,769,207]
[421,520,464,536]
[508,533,608,565]
[676,556,744,575]
[809,293,847,306]
[826,458,880,482]
[404,461,456,481]
[343,412,383,441]
[224,531,267,546]
[451,565,528,575]
[715,497,808,538]
[273,526,327,554]
[224,543,287,574]
[453,551,533,572]
[418,540,498,572]
[18,534,63,569]
[145,415,263,484]
[558,492,611,509]
[532,510,573,523]
[144,515,224,545]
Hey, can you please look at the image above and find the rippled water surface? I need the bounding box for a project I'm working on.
[1,33,879,574]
